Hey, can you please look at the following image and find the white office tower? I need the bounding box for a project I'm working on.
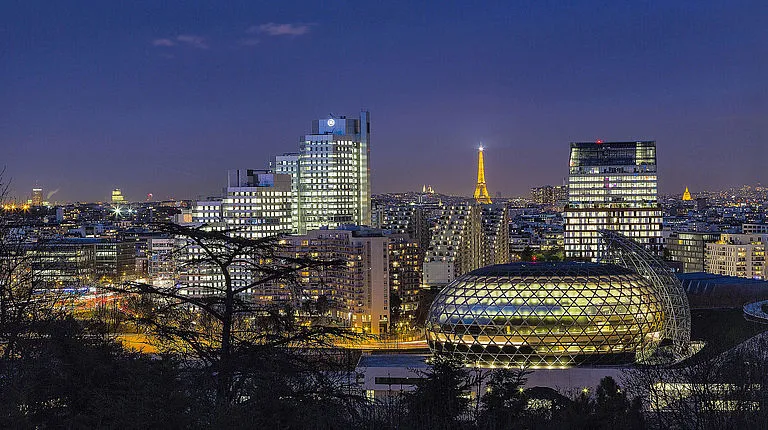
[271,153,300,231]
[564,141,662,260]
[290,111,370,234]
[223,169,293,238]
[180,170,293,297]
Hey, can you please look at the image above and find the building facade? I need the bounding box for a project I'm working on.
[147,237,177,286]
[743,224,768,235]
[705,233,767,280]
[270,153,300,230]
[387,233,422,324]
[111,189,125,203]
[222,169,293,239]
[276,227,390,334]
[94,241,136,282]
[564,141,662,260]
[423,204,509,290]
[282,112,371,234]
[31,188,43,206]
[28,239,97,288]
[666,232,721,273]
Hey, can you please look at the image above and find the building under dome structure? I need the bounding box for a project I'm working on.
[597,229,692,362]
[426,262,672,368]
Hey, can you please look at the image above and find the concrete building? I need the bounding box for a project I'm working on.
[31,188,43,206]
[666,232,721,273]
[147,237,177,286]
[564,141,662,260]
[743,224,768,234]
[111,189,125,203]
[276,227,390,334]
[270,153,300,230]
[423,204,483,289]
[482,205,509,266]
[373,202,431,252]
[423,204,509,290]
[530,185,567,206]
[386,233,422,323]
[705,233,767,280]
[191,200,222,225]
[222,169,293,238]
[178,171,294,297]
[94,241,136,282]
[275,112,371,234]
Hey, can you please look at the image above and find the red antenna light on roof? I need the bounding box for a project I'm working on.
[596,139,603,144]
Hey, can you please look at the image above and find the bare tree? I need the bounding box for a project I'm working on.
[113,222,363,423]
[623,332,768,429]
[0,169,68,360]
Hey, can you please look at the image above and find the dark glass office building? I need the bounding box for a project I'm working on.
[564,141,662,260]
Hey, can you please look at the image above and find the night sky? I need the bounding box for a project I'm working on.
[2,1,766,203]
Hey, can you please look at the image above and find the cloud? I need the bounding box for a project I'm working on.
[175,35,209,49]
[152,35,209,49]
[239,38,260,46]
[249,23,311,37]
[152,38,176,47]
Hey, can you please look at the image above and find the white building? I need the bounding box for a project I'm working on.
[743,224,768,235]
[192,200,222,225]
[179,171,294,297]
[271,153,300,230]
[147,237,177,287]
[277,227,390,334]
[223,169,293,239]
[705,233,767,280]
[273,112,371,234]
[422,204,508,289]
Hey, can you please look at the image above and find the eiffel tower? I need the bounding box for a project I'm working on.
[473,147,492,204]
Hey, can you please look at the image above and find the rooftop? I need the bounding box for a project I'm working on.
[466,262,635,277]
[356,354,429,369]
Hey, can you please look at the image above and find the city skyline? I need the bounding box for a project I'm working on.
[3,1,766,202]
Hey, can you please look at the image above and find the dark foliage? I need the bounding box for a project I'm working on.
[405,356,472,429]
[0,318,191,429]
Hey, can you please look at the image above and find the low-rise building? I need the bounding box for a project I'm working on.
[705,234,767,280]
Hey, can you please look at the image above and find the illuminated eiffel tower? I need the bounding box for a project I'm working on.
[473,146,492,204]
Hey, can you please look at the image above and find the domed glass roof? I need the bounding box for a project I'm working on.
[426,262,665,368]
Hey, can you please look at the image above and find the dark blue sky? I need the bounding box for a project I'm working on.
[2,1,766,202]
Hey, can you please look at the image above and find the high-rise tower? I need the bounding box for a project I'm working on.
[111,188,125,203]
[473,147,492,204]
[286,111,371,234]
[31,188,43,206]
[564,141,662,260]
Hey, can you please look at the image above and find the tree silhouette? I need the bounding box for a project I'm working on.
[111,222,363,424]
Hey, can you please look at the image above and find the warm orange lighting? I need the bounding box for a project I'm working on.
[682,186,692,201]
[473,147,492,204]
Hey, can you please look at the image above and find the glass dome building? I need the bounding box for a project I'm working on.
[426,262,669,368]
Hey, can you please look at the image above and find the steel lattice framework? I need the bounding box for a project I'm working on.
[597,229,692,362]
[426,262,666,368]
